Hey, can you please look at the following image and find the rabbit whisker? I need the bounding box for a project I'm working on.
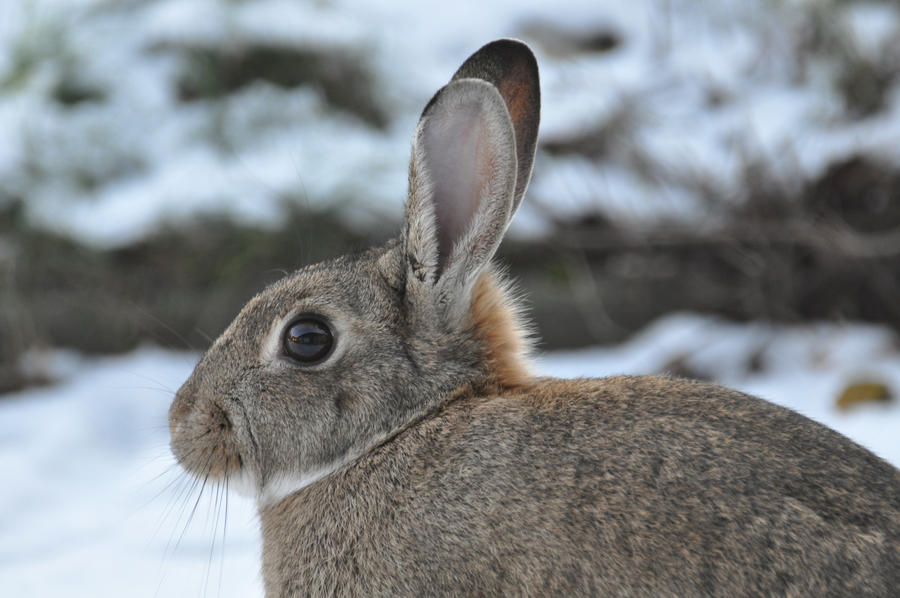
[169,447,215,557]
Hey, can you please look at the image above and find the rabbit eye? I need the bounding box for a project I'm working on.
[282,317,334,364]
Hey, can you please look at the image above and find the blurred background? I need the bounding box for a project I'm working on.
[2,0,900,596]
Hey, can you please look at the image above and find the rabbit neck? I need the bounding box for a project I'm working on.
[467,268,534,388]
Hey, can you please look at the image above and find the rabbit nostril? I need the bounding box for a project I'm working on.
[219,407,234,430]
[208,403,233,430]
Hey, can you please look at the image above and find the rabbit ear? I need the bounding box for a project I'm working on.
[451,39,540,215]
[403,78,517,326]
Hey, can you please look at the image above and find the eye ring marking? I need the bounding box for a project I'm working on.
[282,316,334,364]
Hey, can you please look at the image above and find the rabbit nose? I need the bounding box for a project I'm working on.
[169,390,237,475]
[169,379,234,436]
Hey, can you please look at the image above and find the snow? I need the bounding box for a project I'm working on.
[0,348,261,597]
[4,0,900,245]
[1,315,898,596]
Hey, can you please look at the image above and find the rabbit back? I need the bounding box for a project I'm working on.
[260,375,900,597]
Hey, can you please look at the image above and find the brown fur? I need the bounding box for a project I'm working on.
[259,376,900,597]
[468,269,533,388]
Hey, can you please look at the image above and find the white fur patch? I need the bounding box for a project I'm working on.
[254,464,344,509]
[250,435,394,509]
[226,466,259,499]
[226,462,338,506]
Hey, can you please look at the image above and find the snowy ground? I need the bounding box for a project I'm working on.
[1,314,898,597]
[4,0,900,245]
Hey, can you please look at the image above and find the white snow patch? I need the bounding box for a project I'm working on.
[4,0,900,245]
[0,348,262,597]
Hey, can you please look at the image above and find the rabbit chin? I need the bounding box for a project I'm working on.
[225,466,259,499]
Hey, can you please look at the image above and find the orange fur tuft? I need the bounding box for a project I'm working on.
[469,269,534,387]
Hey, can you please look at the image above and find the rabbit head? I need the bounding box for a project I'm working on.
[168,39,541,507]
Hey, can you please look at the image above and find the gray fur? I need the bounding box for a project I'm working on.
[170,39,900,597]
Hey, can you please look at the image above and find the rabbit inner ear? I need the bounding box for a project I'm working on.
[423,101,489,271]
[405,79,517,300]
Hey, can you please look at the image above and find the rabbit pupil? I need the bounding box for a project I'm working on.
[283,318,333,363]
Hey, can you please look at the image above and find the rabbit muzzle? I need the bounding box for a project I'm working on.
[169,385,245,482]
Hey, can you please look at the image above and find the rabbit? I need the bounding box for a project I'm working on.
[169,39,900,597]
